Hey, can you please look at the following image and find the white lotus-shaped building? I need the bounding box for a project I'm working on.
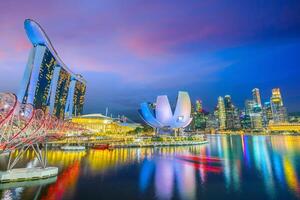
[139,91,192,133]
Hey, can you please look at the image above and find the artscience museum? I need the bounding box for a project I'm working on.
[139,91,193,135]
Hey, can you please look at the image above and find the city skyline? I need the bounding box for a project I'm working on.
[2,2,300,199]
[1,1,300,120]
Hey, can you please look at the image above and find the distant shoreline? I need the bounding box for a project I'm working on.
[204,132,300,136]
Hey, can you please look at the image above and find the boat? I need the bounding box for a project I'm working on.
[61,145,86,151]
[92,144,112,150]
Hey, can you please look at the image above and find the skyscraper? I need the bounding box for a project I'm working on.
[191,99,207,130]
[252,88,263,129]
[193,112,207,130]
[18,19,86,119]
[252,88,262,107]
[224,95,241,130]
[217,96,226,130]
[195,99,202,113]
[233,107,242,130]
[240,112,252,130]
[206,113,219,131]
[245,100,255,115]
[245,99,263,130]
[262,101,273,126]
[270,88,287,123]
[192,99,207,131]
[250,113,263,130]
[271,88,283,106]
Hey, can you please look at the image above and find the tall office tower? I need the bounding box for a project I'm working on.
[245,99,263,130]
[18,19,86,119]
[193,112,207,130]
[270,88,287,123]
[206,113,219,130]
[224,95,236,130]
[262,102,273,126]
[252,88,262,107]
[217,96,226,130]
[252,102,263,129]
[192,99,207,130]
[250,113,263,130]
[240,112,252,130]
[233,108,242,130]
[245,100,255,115]
[271,88,283,106]
[195,99,203,113]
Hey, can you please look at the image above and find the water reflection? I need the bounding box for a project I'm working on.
[41,161,80,200]
[138,135,300,199]
[1,135,300,199]
[140,158,197,200]
[205,135,300,199]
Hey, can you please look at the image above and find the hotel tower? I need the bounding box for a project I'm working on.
[18,19,86,119]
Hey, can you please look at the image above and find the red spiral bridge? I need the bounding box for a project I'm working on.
[0,92,85,170]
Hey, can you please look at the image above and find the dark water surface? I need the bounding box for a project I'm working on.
[1,135,300,200]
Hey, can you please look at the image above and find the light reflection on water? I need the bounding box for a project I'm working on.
[1,135,300,199]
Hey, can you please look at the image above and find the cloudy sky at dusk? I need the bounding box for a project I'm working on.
[0,0,300,120]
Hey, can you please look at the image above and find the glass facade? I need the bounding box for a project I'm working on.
[19,19,86,120]
[73,81,86,116]
[33,47,56,111]
[271,88,287,123]
[53,68,71,119]
[19,45,86,119]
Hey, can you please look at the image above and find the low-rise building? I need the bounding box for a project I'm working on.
[71,113,142,134]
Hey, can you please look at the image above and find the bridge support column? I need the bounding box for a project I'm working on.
[1,143,58,183]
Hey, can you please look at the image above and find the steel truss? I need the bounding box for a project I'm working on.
[0,92,86,170]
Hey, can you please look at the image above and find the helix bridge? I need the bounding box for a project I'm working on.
[0,92,85,171]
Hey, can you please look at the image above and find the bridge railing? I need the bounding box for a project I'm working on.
[0,92,85,154]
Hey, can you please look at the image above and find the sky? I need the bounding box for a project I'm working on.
[0,0,300,121]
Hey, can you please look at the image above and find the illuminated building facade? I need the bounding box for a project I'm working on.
[17,19,86,119]
[224,95,235,129]
[252,88,262,107]
[233,107,242,129]
[217,96,226,130]
[240,113,252,129]
[245,99,263,130]
[223,95,241,130]
[271,88,287,123]
[193,114,207,131]
[244,100,254,129]
[190,99,207,131]
[139,91,193,135]
[195,99,202,113]
[71,114,141,134]
[262,101,273,126]
[271,88,283,106]
[251,103,263,130]
[192,113,207,131]
[268,122,300,132]
[250,113,263,130]
[206,113,219,131]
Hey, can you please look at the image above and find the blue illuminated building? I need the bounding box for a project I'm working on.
[18,19,86,119]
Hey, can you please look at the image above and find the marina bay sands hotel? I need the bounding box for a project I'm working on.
[18,19,86,119]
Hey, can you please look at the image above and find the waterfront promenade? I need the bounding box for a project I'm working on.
[48,135,208,148]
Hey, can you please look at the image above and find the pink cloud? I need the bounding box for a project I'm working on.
[14,38,31,52]
[71,57,151,82]
[120,25,221,57]
[0,50,6,59]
